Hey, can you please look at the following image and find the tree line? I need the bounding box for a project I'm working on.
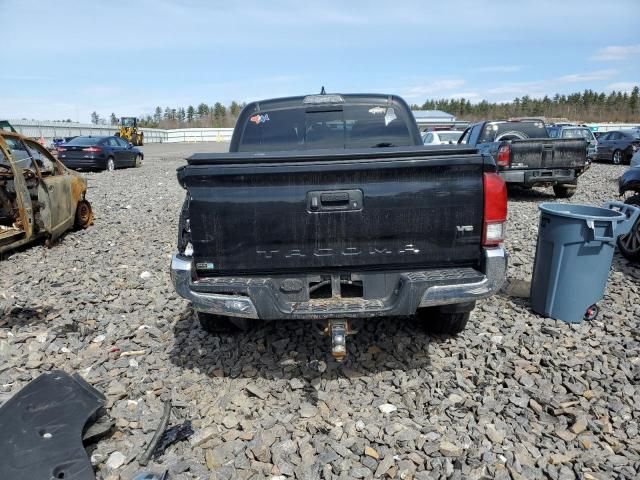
[411,86,640,123]
[141,101,247,128]
[90,101,246,128]
[91,86,640,127]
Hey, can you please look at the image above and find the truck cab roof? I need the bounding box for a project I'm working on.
[247,93,408,112]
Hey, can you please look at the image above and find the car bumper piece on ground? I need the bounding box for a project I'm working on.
[170,246,507,320]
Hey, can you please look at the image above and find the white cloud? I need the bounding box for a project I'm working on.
[556,69,618,83]
[475,65,522,73]
[605,82,638,92]
[591,44,640,61]
[484,69,619,101]
[448,92,480,99]
[487,82,543,96]
[3,1,639,119]
[401,79,466,99]
[83,85,123,97]
[398,66,627,104]
[483,81,556,102]
[0,96,83,121]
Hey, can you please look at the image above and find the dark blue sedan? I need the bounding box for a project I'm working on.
[594,130,640,165]
[57,136,143,171]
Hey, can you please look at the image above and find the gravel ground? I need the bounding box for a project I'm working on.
[1,143,639,480]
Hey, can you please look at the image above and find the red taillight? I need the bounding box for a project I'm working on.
[82,146,102,153]
[483,172,507,246]
[496,144,510,167]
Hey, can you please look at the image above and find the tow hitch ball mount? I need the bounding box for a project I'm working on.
[323,319,357,362]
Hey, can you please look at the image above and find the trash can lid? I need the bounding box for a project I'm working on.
[539,203,626,222]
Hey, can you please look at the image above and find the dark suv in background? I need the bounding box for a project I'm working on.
[57,136,143,171]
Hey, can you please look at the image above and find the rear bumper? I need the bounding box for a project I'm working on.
[170,246,507,320]
[500,168,577,185]
[60,158,106,170]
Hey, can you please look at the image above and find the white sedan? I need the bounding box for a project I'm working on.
[422,130,464,145]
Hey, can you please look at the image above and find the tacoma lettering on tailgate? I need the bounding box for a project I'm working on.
[256,244,421,259]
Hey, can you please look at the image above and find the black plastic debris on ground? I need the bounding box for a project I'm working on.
[0,370,106,480]
[152,420,194,459]
[82,415,115,444]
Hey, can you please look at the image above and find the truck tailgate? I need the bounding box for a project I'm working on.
[509,138,587,169]
[179,148,486,275]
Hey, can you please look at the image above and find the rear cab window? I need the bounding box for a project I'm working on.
[479,121,549,143]
[66,137,103,147]
[237,96,415,152]
[561,128,594,141]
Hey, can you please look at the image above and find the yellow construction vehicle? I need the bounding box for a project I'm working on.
[116,117,144,146]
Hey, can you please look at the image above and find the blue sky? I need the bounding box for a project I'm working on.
[1,0,639,121]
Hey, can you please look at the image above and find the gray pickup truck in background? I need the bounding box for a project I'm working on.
[460,120,588,198]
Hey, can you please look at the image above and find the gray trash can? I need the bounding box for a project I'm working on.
[531,201,640,323]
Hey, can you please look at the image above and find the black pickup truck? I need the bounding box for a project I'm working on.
[459,120,588,198]
[171,93,507,359]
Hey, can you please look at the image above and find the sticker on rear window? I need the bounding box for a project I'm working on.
[250,114,270,125]
[384,108,397,126]
[368,106,385,115]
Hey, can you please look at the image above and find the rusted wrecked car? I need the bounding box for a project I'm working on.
[0,131,93,254]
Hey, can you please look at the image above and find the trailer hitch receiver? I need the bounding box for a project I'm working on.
[323,319,357,362]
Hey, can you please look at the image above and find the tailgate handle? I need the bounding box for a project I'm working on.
[321,192,349,206]
[308,190,363,212]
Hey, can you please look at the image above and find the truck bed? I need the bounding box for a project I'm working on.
[186,144,480,164]
[178,146,491,275]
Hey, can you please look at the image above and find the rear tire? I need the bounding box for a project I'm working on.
[106,157,115,172]
[613,150,622,165]
[553,184,576,198]
[197,312,254,333]
[416,303,473,335]
[617,194,640,261]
